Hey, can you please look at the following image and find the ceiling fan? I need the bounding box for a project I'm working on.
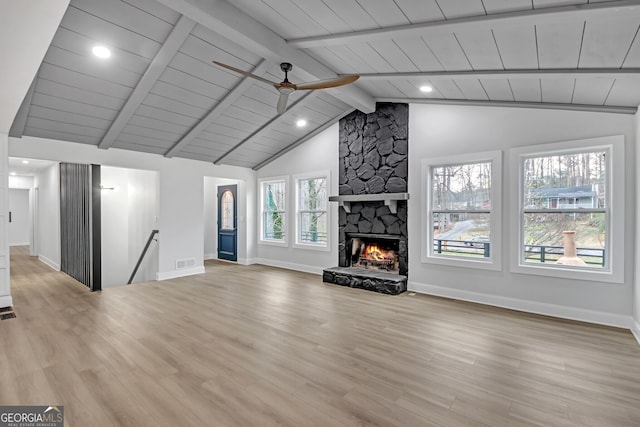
[213,61,359,115]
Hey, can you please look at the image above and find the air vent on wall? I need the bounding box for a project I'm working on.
[175,258,196,269]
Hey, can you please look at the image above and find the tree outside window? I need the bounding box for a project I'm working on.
[422,150,502,270]
[297,177,327,246]
[430,161,493,259]
[263,180,286,241]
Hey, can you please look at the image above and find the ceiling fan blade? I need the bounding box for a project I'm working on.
[295,75,359,90]
[276,91,289,115]
[276,91,289,114]
[212,61,279,87]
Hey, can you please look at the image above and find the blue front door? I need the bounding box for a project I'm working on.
[217,184,237,261]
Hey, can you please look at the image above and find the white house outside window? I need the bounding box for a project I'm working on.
[295,175,328,249]
[422,151,502,270]
[260,178,287,245]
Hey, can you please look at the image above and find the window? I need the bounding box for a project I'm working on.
[260,178,287,245]
[295,174,328,249]
[221,190,234,230]
[422,151,502,270]
[522,150,606,268]
[510,135,624,283]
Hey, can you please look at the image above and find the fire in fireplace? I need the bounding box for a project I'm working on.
[347,234,400,273]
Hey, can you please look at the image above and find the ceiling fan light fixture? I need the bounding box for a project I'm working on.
[212,61,360,115]
[420,85,433,93]
[296,119,307,127]
[92,45,111,59]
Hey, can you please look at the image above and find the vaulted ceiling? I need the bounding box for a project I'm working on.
[9,0,640,169]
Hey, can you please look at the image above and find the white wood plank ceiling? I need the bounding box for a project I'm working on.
[9,0,640,169]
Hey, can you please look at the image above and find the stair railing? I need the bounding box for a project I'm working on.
[128,229,159,285]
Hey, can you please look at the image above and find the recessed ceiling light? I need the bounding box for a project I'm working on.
[296,119,307,127]
[92,45,111,59]
[420,85,433,93]
[10,172,16,176]
[22,160,29,164]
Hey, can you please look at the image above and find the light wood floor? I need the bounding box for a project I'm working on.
[2,246,640,426]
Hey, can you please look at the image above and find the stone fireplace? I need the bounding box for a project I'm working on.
[323,103,409,295]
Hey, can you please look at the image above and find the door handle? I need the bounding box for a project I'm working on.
[8,212,11,223]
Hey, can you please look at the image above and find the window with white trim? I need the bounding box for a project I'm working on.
[522,150,607,268]
[260,178,287,245]
[510,136,624,283]
[295,174,328,248]
[422,151,502,270]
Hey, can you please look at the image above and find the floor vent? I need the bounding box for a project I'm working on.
[176,258,196,269]
[0,307,16,320]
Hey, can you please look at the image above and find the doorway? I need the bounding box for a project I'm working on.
[203,177,241,262]
[217,184,237,262]
[8,189,30,247]
[101,166,159,288]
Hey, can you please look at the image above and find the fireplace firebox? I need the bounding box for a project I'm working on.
[347,234,399,273]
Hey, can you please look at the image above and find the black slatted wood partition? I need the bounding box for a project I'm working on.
[60,163,101,291]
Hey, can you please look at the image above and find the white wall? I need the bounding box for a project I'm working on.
[203,179,216,259]
[9,175,34,189]
[408,104,635,327]
[634,110,640,342]
[127,168,159,283]
[101,167,130,288]
[256,125,339,274]
[204,177,239,260]
[0,134,10,307]
[101,166,159,288]
[34,163,60,271]
[9,136,256,280]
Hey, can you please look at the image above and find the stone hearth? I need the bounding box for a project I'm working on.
[323,266,407,295]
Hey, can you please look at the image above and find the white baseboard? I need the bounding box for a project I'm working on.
[632,320,640,346]
[38,255,60,271]
[251,258,323,275]
[238,258,256,266]
[204,253,217,260]
[156,266,205,281]
[0,295,13,308]
[408,281,632,329]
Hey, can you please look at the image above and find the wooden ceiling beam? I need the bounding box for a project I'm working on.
[375,97,637,115]
[356,68,640,81]
[98,15,196,149]
[288,0,640,49]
